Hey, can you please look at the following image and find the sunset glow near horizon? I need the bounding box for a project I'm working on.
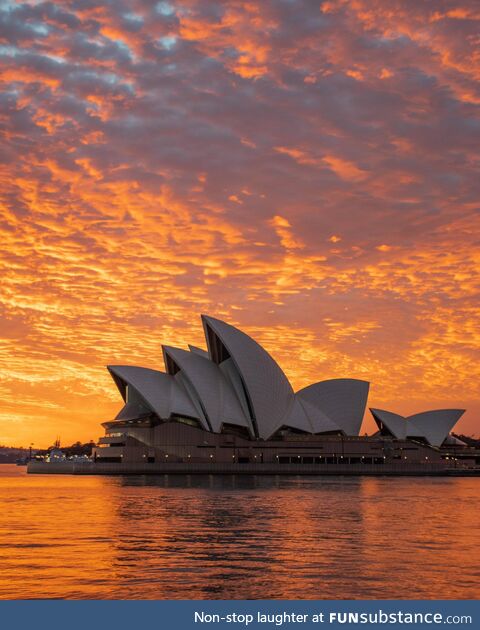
[1,0,479,448]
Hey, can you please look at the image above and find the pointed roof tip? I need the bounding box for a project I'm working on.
[163,344,195,359]
[107,364,123,373]
[200,313,213,329]
[161,344,178,352]
[201,313,228,326]
[107,364,143,373]
[188,344,209,357]
[165,343,207,355]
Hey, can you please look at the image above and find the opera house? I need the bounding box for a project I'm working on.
[28,314,478,475]
[57,313,476,476]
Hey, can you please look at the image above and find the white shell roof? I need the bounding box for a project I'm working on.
[107,365,199,421]
[370,408,465,447]
[107,315,465,445]
[370,408,407,440]
[299,398,343,434]
[443,434,467,446]
[188,345,209,358]
[219,358,251,420]
[162,345,251,434]
[296,378,369,436]
[408,409,465,447]
[284,397,314,433]
[202,315,295,439]
[114,400,151,421]
[173,371,211,430]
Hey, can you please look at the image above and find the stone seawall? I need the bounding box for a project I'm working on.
[27,460,470,476]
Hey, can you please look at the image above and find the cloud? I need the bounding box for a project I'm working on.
[0,0,479,445]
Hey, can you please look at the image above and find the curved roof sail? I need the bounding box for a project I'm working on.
[370,407,465,446]
[370,408,407,439]
[296,379,369,436]
[283,397,314,433]
[299,398,342,434]
[106,315,465,446]
[188,345,209,358]
[162,345,251,434]
[114,401,151,422]
[408,409,465,447]
[107,365,199,422]
[201,315,295,439]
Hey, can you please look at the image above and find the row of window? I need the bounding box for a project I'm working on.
[277,456,386,465]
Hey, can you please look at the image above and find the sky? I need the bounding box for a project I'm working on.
[0,0,479,448]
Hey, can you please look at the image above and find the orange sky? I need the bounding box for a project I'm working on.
[1,0,479,447]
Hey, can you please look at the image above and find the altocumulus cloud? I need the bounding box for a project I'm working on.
[0,0,479,445]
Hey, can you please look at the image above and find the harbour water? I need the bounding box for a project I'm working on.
[0,465,479,600]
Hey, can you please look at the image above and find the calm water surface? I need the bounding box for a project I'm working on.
[0,465,479,600]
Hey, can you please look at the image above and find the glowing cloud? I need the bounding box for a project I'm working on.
[0,0,478,446]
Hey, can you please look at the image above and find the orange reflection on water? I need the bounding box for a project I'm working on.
[0,467,479,600]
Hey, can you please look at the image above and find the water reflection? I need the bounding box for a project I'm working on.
[0,467,479,599]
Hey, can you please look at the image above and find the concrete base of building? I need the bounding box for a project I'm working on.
[27,460,479,476]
